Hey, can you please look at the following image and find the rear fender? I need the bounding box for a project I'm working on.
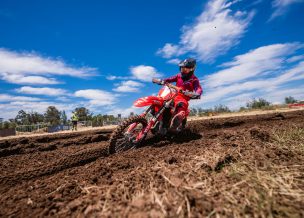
[134,96,164,107]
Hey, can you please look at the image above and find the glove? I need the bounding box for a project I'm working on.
[152,78,164,85]
[183,91,201,99]
[191,93,201,99]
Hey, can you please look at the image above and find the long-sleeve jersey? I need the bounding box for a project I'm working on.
[163,73,203,97]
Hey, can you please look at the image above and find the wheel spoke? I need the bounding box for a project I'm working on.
[109,116,148,154]
[115,137,130,153]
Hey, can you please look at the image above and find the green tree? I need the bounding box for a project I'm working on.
[15,110,30,125]
[239,106,247,112]
[60,110,68,124]
[246,98,270,109]
[28,111,44,124]
[44,106,61,125]
[214,104,231,113]
[92,114,104,127]
[3,121,10,129]
[0,119,17,130]
[103,114,115,121]
[189,108,198,116]
[14,110,44,125]
[8,119,17,129]
[197,107,204,115]
[285,96,297,104]
[73,107,92,121]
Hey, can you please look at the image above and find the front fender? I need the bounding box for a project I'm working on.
[134,96,164,107]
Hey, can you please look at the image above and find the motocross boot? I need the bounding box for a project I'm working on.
[151,121,168,135]
[151,121,160,134]
[158,121,168,135]
[170,110,186,132]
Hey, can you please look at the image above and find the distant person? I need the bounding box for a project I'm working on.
[71,112,79,131]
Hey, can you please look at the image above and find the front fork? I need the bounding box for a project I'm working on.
[135,100,173,140]
[126,106,152,133]
[126,99,173,142]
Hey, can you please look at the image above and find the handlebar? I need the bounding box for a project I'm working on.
[152,78,200,99]
[152,78,182,92]
[166,83,183,93]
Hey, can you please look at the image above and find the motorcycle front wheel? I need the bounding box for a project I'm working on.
[109,115,148,154]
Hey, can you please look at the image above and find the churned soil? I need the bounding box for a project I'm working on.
[0,110,303,217]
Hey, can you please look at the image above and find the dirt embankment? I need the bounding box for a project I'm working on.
[0,110,303,217]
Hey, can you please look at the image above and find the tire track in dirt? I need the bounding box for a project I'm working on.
[0,111,297,186]
[0,129,204,187]
[0,133,110,158]
[0,146,109,187]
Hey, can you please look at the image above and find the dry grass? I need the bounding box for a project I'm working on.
[227,162,304,217]
[54,126,304,217]
[214,127,304,217]
[126,126,304,217]
[272,126,304,154]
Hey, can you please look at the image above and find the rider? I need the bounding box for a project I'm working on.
[156,58,203,131]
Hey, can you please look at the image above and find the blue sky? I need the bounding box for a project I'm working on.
[0,0,304,120]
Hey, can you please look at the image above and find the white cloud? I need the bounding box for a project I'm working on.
[56,96,72,102]
[167,58,181,65]
[108,66,162,83]
[204,42,304,88]
[16,86,68,96]
[0,100,77,120]
[222,86,304,110]
[191,42,304,109]
[157,0,255,62]
[286,55,304,63]
[106,105,143,117]
[113,80,144,93]
[269,0,304,21]
[0,94,41,102]
[272,61,304,84]
[74,89,116,106]
[106,75,131,81]
[0,48,97,85]
[157,44,182,58]
[263,86,304,103]
[1,73,60,85]
[130,65,162,82]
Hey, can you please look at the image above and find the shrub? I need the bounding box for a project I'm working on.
[285,96,297,104]
[246,98,271,109]
[213,104,231,113]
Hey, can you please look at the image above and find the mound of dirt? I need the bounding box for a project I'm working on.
[250,127,271,141]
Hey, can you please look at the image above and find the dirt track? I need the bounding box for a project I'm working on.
[0,110,303,217]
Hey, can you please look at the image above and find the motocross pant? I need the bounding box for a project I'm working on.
[153,95,188,128]
[173,95,189,117]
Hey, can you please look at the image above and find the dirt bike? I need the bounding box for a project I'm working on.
[109,78,199,154]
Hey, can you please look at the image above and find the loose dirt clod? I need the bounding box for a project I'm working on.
[250,127,271,141]
[165,156,178,164]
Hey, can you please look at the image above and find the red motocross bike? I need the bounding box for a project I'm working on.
[109,78,198,154]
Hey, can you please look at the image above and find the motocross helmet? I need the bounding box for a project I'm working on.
[179,58,196,81]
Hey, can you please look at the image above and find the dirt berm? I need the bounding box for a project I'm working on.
[0,110,303,217]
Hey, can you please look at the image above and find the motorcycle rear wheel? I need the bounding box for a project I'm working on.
[109,115,148,154]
